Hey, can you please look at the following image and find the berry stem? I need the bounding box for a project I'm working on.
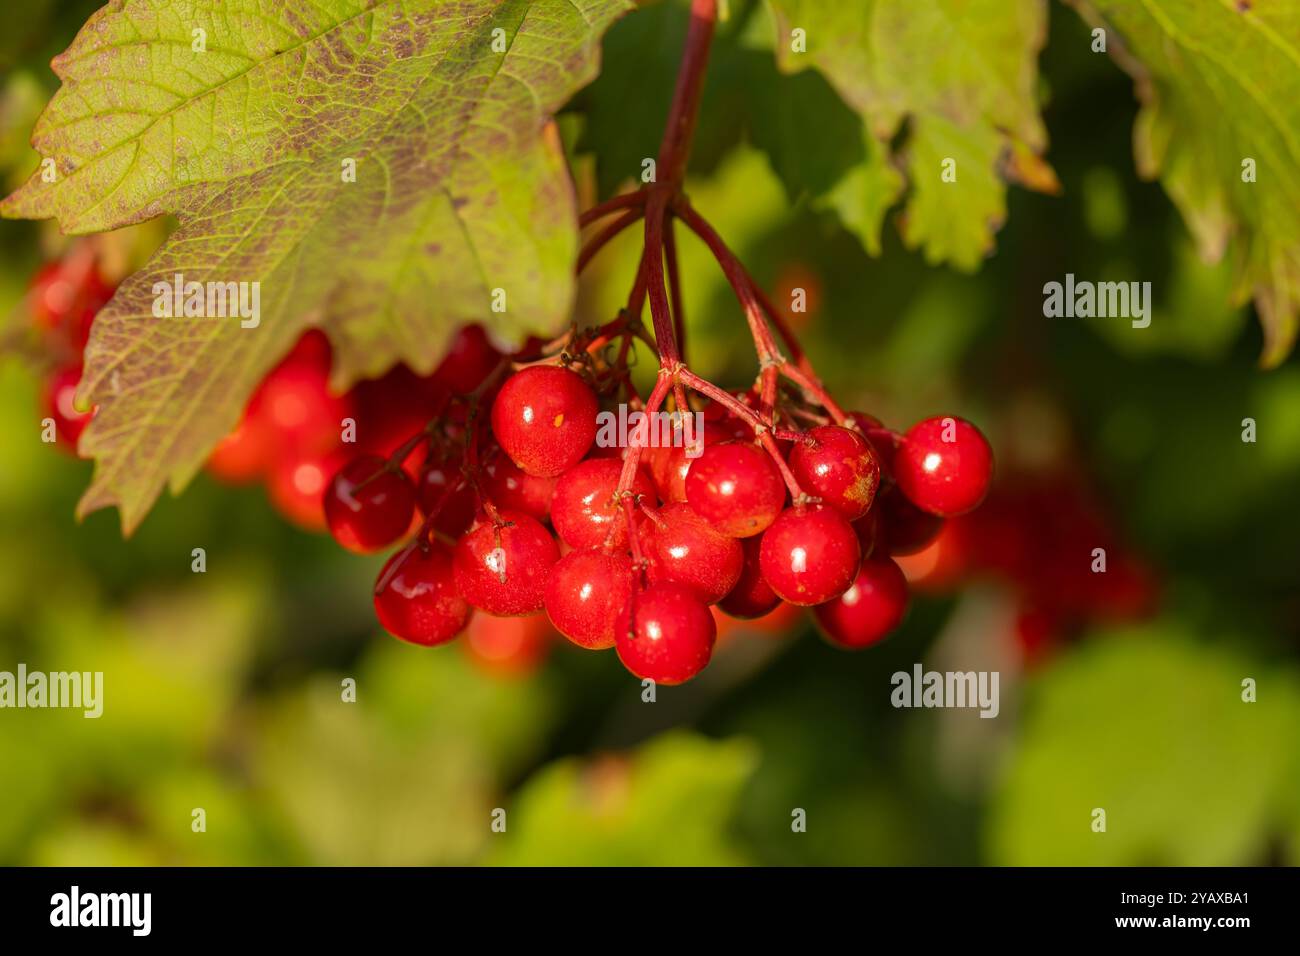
[678,367,806,500]
[578,207,643,273]
[664,214,687,365]
[579,190,646,227]
[657,0,718,190]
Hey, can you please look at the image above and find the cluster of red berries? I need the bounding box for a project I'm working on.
[26,246,115,448]
[206,325,503,530]
[899,464,1158,665]
[322,347,994,685]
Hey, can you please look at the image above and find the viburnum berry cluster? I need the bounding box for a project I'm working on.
[316,0,995,685]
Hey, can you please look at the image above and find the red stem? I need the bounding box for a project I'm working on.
[679,368,806,500]
[671,198,781,364]
[664,214,687,365]
[657,0,718,188]
[578,207,643,273]
[579,190,646,227]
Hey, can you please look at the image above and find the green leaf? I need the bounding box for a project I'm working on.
[988,626,1300,865]
[252,642,554,865]
[487,732,758,866]
[1,0,630,533]
[766,0,1054,270]
[1066,0,1300,367]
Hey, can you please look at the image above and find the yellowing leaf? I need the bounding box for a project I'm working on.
[1068,0,1300,366]
[1,0,631,532]
[767,0,1052,270]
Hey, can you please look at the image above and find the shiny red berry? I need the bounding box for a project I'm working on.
[758,504,861,606]
[324,454,416,553]
[550,458,655,550]
[614,582,716,685]
[788,425,880,520]
[482,454,558,521]
[718,536,782,620]
[813,557,909,649]
[544,548,634,649]
[642,502,744,604]
[374,541,471,646]
[453,510,559,616]
[647,419,733,503]
[415,449,476,537]
[894,416,993,516]
[490,366,597,477]
[685,441,786,537]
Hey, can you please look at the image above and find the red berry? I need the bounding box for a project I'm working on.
[374,542,470,646]
[30,261,79,330]
[463,612,553,677]
[490,366,597,477]
[254,357,349,457]
[453,510,559,616]
[415,449,476,537]
[876,485,944,556]
[324,454,417,553]
[685,441,785,537]
[550,458,655,550]
[482,454,558,521]
[647,419,733,503]
[813,557,908,649]
[208,413,275,483]
[614,582,716,685]
[642,502,744,604]
[850,507,879,559]
[42,365,94,448]
[433,323,503,394]
[352,365,445,472]
[758,504,861,606]
[267,451,345,530]
[718,536,781,619]
[787,425,880,520]
[29,256,113,347]
[544,548,634,649]
[894,416,993,516]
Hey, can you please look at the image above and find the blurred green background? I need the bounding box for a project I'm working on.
[0,0,1297,866]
